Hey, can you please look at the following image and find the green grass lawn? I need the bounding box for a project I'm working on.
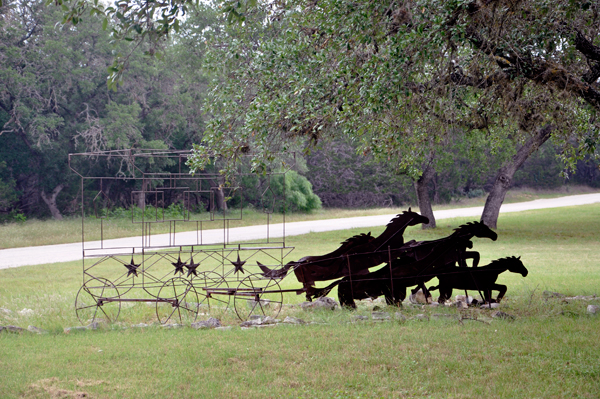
[1,204,599,398]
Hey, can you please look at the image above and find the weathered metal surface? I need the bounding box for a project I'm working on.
[71,149,294,324]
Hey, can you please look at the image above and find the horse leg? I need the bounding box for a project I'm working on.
[428,284,443,304]
[483,289,495,304]
[465,251,480,267]
[383,284,395,306]
[410,281,431,303]
[338,284,357,309]
[386,285,406,307]
[439,286,452,304]
[304,283,315,302]
[420,281,432,303]
[493,284,508,303]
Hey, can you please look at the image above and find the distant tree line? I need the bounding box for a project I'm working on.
[306,138,600,209]
[0,0,208,221]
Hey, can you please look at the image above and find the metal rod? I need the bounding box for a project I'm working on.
[388,245,395,305]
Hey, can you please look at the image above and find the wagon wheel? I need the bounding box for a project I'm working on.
[233,273,283,321]
[75,277,121,325]
[192,271,230,319]
[156,277,199,325]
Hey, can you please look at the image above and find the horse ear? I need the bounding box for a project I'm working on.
[408,207,411,212]
[517,256,521,260]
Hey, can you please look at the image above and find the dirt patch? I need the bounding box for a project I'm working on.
[22,377,99,399]
[75,379,104,388]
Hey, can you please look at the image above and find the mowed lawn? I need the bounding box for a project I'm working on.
[1,205,599,398]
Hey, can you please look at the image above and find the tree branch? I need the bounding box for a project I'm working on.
[465,25,600,111]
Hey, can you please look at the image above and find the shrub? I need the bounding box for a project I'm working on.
[270,171,322,213]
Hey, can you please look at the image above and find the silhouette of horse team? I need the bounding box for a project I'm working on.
[259,208,528,308]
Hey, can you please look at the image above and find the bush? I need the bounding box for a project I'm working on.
[270,171,322,213]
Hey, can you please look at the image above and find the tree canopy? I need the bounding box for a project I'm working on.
[192,0,600,226]
[50,0,600,165]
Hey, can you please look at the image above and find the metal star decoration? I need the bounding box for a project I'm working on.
[171,255,187,275]
[185,256,200,278]
[231,254,246,274]
[125,256,140,277]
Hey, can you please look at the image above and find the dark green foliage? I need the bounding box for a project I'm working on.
[513,143,565,189]
[0,0,209,219]
[270,170,321,213]
[306,138,597,209]
[571,157,600,188]
[306,139,414,208]
[0,161,18,213]
[232,170,321,213]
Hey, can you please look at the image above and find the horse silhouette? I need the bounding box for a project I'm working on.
[292,208,430,300]
[429,256,528,304]
[312,221,497,308]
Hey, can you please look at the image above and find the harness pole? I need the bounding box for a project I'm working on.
[388,246,395,305]
[347,254,354,301]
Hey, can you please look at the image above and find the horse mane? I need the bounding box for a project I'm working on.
[372,210,418,247]
[296,232,374,265]
[488,256,521,267]
[339,232,373,248]
[385,209,418,228]
[452,221,484,233]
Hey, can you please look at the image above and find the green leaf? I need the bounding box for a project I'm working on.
[102,18,108,30]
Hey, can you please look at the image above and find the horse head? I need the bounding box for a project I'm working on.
[454,221,498,241]
[506,256,528,277]
[383,208,429,231]
[402,207,430,227]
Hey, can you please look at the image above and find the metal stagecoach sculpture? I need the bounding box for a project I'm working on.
[71,149,527,325]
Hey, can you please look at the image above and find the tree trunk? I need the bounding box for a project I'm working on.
[215,187,228,211]
[481,125,554,228]
[210,179,228,212]
[41,184,64,220]
[413,162,436,229]
[137,179,148,210]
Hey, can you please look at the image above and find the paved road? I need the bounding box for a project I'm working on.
[2,193,599,269]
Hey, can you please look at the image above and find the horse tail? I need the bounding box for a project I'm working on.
[311,280,342,299]
[428,285,439,292]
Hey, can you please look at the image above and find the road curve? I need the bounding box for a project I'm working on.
[1,192,599,269]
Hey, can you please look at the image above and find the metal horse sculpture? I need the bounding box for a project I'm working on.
[286,208,430,299]
[312,221,498,308]
[393,221,498,296]
[429,256,528,304]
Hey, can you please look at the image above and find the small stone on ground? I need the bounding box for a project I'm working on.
[394,312,406,321]
[491,311,515,320]
[371,311,391,320]
[191,318,222,329]
[283,316,306,324]
[27,325,47,334]
[543,290,566,298]
[480,303,500,309]
[215,326,232,331]
[300,296,339,310]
